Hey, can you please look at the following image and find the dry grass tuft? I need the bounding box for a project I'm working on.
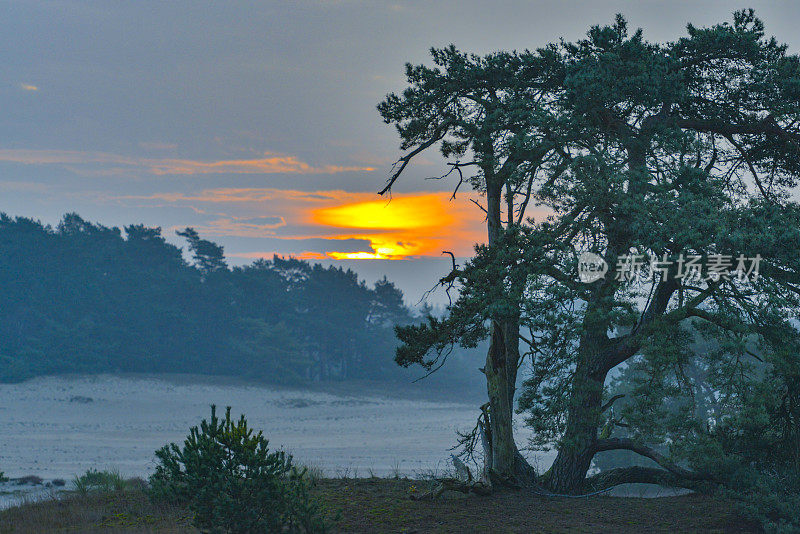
[0,489,194,533]
[0,477,761,533]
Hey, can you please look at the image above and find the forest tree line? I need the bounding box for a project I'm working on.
[0,212,467,385]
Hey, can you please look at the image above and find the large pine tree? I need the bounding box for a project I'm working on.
[380,10,800,496]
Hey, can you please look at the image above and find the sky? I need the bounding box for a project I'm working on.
[2,1,798,304]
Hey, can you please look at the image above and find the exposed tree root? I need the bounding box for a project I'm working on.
[411,478,492,500]
[413,452,545,500]
[514,451,541,487]
[427,432,712,499]
[413,464,709,501]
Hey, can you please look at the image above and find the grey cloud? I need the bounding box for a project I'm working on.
[2,0,798,301]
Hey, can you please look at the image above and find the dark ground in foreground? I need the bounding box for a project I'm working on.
[0,478,761,533]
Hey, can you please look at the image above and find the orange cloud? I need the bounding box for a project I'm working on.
[128,188,343,203]
[147,155,373,175]
[310,193,481,259]
[119,187,487,260]
[0,149,372,176]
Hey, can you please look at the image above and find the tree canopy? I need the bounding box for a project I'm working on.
[380,10,800,527]
[0,212,447,385]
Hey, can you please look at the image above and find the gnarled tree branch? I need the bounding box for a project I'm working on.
[593,438,710,481]
[584,466,709,493]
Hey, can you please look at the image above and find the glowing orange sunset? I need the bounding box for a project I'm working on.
[310,193,483,260]
[2,4,799,531]
[121,188,486,262]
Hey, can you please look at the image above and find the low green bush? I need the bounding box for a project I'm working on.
[73,468,127,494]
[149,405,328,533]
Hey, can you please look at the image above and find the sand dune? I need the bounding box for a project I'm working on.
[0,374,544,482]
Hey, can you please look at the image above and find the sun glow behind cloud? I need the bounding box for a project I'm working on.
[310,193,478,260]
[119,188,486,261]
[0,146,482,261]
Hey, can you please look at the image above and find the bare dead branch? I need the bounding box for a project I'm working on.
[601,394,625,413]
[470,198,488,214]
[378,120,455,196]
[442,250,456,272]
[723,133,776,202]
[410,477,492,500]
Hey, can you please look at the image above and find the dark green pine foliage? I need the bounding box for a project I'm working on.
[150,405,328,533]
[0,213,430,384]
[381,10,800,527]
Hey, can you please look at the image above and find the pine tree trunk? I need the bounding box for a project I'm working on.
[547,356,606,493]
[482,179,522,481]
[485,318,519,479]
[546,139,651,493]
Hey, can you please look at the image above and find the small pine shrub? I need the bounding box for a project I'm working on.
[73,468,127,494]
[0,471,7,483]
[149,405,328,533]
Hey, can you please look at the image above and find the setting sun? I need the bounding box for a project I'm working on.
[312,195,456,231]
[310,193,482,259]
